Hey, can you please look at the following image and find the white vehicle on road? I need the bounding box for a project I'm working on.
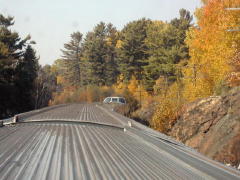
[103,97,126,104]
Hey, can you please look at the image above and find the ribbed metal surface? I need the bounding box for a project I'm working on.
[0,123,204,180]
[16,104,124,126]
[0,104,239,180]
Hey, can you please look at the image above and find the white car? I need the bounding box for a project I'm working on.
[103,97,126,104]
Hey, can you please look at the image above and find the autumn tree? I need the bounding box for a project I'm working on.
[228,51,240,86]
[151,82,183,133]
[183,0,240,101]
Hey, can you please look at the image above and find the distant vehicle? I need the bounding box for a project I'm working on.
[103,97,126,104]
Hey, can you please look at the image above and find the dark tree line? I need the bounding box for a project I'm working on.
[0,14,39,118]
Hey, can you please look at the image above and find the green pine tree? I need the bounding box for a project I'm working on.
[117,18,151,82]
[0,14,38,118]
[83,22,119,86]
[61,31,83,86]
[144,9,192,91]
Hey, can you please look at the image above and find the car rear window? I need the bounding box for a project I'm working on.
[119,98,125,103]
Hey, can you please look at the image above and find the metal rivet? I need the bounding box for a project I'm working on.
[128,121,132,127]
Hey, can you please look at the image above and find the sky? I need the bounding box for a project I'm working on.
[0,0,202,65]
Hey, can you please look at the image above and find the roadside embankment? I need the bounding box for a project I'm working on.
[169,87,240,168]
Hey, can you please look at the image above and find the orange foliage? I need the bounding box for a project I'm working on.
[49,84,121,105]
[113,74,128,94]
[56,75,67,85]
[151,83,183,133]
[49,86,77,105]
[153,76,169,95]
[183,0,240,102]
[116,40,123,49]
[127,75,149,103]
[228,51,240,86]
[127,75,138,94]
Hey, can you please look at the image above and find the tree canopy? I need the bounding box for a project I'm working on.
[0,14,39,118]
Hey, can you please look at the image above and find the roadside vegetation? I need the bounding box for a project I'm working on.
[1,0,240,135]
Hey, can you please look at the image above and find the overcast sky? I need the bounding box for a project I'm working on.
[0,0,202,65]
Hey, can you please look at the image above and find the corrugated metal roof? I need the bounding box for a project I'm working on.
[0,104,240,180]
[10,104,125,126]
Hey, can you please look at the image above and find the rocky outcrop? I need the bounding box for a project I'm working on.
[169,87,240,167]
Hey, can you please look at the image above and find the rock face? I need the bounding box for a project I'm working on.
[169,87,240,167]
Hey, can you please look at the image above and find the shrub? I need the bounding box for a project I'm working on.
[150,82,183,134]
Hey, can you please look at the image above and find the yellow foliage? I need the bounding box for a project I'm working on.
[183,0,240,102]
[151,82,183,133]
[49,85,117,105]
[228,51,240,86]
[128,75,138,94]
[106,37,112,46]
[49,86,76,105]
[56,75,67,85]
[116,40,123,49]
[153,76,169,95]
[127,75,149,103]
[113,74,128,94]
